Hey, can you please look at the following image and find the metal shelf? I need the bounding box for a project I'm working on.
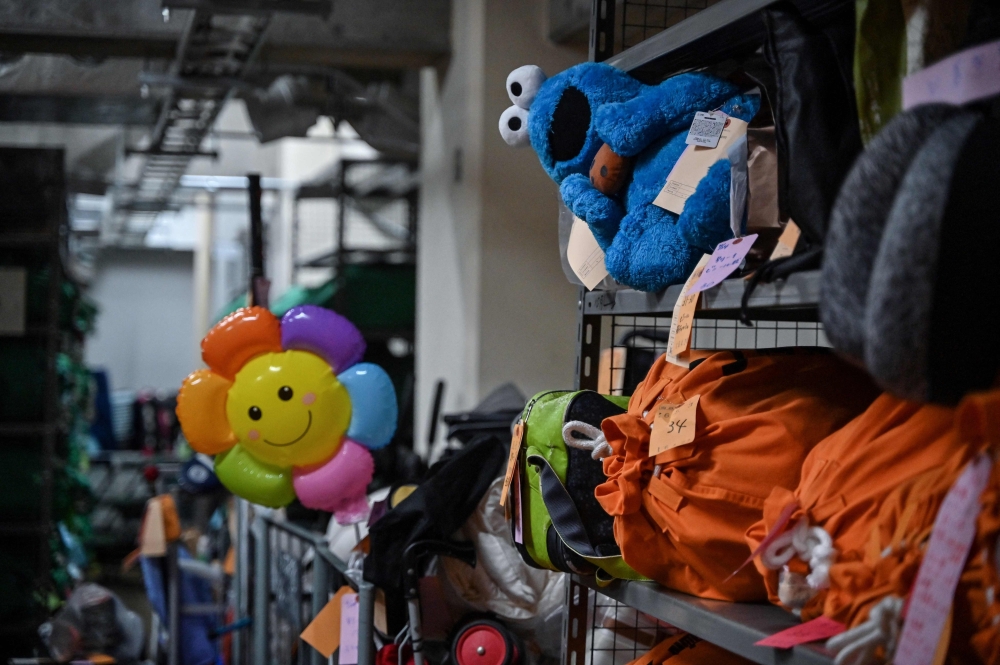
[575,575,834,665]
[608,0,849,78]
[583,270,819,318]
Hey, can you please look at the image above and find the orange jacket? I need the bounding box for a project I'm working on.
[746,393,981,613]
[595,349,879,601]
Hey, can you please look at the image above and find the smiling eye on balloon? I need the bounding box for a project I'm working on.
[248,406,262,420]
[278,386,293,401]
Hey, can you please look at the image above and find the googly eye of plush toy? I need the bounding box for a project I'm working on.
[499,105,530,147]
[507,65,547,109]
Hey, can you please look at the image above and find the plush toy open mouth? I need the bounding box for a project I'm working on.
[264,411,313,447]
[549,85,591,162]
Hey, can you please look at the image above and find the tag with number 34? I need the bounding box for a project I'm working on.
[649,395,700,456]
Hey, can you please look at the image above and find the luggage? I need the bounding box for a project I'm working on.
[596,349,879,601]
[746,393,977,614]
[507,390,640,580]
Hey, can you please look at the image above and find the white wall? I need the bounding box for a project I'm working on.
[416,0,585,455]
[85,248,196,393]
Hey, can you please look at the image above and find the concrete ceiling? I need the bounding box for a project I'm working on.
[0,0,451,69]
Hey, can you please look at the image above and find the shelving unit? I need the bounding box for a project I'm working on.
[0,148,69,649]
[565,1,845,663]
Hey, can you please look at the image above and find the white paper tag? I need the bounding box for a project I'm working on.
[686,111,727,148]
[567,215,609,290]
[895,453,993,665]
[655,117,749,215]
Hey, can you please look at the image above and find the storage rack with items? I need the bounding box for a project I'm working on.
[0,148,96,649]
[564,1,852,664]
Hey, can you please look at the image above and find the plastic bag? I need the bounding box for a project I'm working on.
[40,583,144,664]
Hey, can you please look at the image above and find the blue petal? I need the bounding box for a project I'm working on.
[339,363,398,449]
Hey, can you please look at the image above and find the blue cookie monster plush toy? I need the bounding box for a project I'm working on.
[499,62,759,291]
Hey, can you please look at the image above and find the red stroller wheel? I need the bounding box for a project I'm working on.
[452,619,519,665]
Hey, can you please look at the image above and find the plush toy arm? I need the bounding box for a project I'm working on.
[676,159,735,252]
[595,73,739,157]
[560,173,625,250]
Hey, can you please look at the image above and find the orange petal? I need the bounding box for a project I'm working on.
[177,369,237,454]
[201,307,281,379]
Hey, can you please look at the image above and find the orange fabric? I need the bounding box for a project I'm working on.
[596,349,879,601]
[746,393,977,609]
[627,632,754,665]
[777,391,1000,665]
[201,306,282,379]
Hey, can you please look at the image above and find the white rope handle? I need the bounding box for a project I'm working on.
[826,595,903,665]
[562,421,613,460]
[760,518,837,591]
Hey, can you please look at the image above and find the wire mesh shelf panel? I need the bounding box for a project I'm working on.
[620,0,724,50]
[599,316,830,397]
[567,581,678,665]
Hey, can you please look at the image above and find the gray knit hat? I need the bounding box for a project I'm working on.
[865,105,997,404]
[821,104,960,362]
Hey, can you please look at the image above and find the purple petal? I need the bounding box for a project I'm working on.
[280,305,365,372]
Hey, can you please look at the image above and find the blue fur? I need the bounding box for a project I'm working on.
[524,62,760,291]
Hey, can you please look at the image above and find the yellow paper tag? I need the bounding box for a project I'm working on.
[654,117,749,214]
[301,586,354,658]
[666,255,710,366]
[769,220,801,260]
[567,215,610,290]
[499,421,524,507]
[649,395,699,456]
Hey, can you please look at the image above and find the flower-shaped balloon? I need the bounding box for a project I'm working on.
[176,305,397,524]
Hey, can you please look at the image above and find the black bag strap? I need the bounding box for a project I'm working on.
[739,247,823,326]
[531,455,619,560]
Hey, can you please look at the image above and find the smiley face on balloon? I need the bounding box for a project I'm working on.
[176,305,397,523]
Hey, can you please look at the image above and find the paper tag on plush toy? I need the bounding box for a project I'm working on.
[689,235,757,294]
[649,395,699,456]
[655,117,748,215]
[686,111,728,148]
[665,254,710,367]
[567,215,609,290]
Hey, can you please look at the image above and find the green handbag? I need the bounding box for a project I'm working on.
[508,390,645,581]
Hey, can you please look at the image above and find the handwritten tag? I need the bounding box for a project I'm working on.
[512,468,523,544]
[499,421,525,507]
[567,215,609,290]
[301,586,354,658]
[666,254,710,367]
[769,221,801,261]
[903,38,1000,110]
[649,395,699,456]
[686,111,728,148]
[689,234,758,294]
[755,616,845,648]
[655,117,748,214]
[339,592,360,665]
[895,453,993,665]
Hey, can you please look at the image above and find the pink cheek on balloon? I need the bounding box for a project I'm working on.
[248,429,260,441]
[302,392,316,406]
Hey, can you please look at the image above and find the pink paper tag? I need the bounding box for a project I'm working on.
[903,39,1000,110]
[726,499,799,582]
[339,592,360,665]
[513,470,523,544]
[755,616,845,649]
[894,453,993,665]
[689,234,757,294]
